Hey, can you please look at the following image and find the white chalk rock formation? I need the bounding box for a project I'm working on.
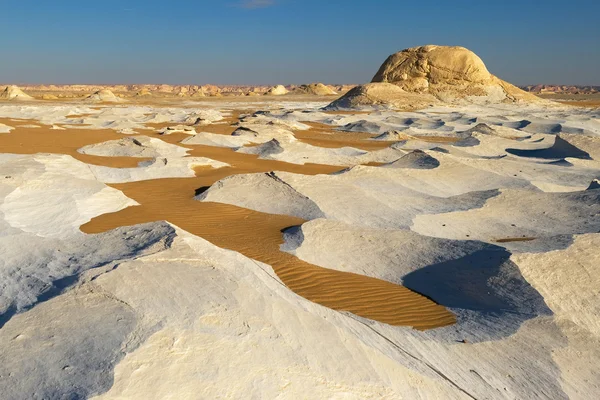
[85,89,124,103]
[197,172,325,220]
[88,157,228,183]
[293,83,337,95]
[0,123,13,133]
[265,85,289,95]
[135,88,152,97]
[78,136,189,158]
[327,82,439,110]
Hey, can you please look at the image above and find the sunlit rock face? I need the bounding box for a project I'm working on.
[0,85,33,101]
[372,45,539,103]
[328,45,542,110]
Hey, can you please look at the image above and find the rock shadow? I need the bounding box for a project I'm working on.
[506,136,591,160]
[403,245,552,338]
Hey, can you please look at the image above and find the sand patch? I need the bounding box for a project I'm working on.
[81,173,455,330]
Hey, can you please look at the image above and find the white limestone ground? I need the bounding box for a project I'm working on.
[79,136,190,158]
[0,123,13,133]
[0,96,599,399]
[88,157,228,184]
[191,102,599,397]
[77,134,229,183]
[0,152,596,399]
[0,104,226,133]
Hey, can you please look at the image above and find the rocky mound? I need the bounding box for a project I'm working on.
[241,139,284,157]
[78,136,189,158]
[85,89,123,102]
[197,172,325,220]
[0,85,34,101]
[373,45,538,103]
[384,150,440,169]
[325,82,438,110]
[327,45,540,110]
[265,85,289,96]
[136,88,152,97]
[293,83,337,96]
[201,84,221,96]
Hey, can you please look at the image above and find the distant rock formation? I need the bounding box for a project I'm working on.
[327,45,540,110]
[85,89,123,103]
[201,84,222,97]
[293,83,337,96]
[136,88,152,97]
[521,85,600,95]
[1,83,361,100]
[326,82,438,110]
[265,85,289,96]
[333,84,357,94]
[0,85,34,101]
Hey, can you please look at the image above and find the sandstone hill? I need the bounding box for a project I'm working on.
[328,45,540,110]
[292,83,337,96]
[85,89,123,102]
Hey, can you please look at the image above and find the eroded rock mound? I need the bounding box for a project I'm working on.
[265,85,289,96]
[0,85,34,101]
[85,89,123,103]
[373,45,538,103]
[326,83,438,110]
[293,83,337,96]
[384,150,440,169]
[328,45,540,110]
[136,88,152,97]
[197,172,324,220]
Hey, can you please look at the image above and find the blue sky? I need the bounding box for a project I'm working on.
[1,0,599,85]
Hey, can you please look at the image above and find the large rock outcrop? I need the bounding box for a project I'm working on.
[327,45,539,110]
[85,89,123,103]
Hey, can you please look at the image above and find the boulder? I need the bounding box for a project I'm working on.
[265,85,289,96]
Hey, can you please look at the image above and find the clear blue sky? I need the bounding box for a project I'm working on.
[1,0,599,85]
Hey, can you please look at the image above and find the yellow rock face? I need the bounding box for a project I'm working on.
[371,45,539,103]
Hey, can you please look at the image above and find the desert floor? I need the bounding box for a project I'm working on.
[0,95,599,399]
